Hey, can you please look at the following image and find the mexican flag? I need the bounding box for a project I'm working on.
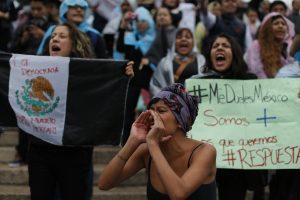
[0,53,129,146]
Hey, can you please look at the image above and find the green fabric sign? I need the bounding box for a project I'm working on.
[186,78,300,169]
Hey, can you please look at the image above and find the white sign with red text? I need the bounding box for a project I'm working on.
[8,54,69,145]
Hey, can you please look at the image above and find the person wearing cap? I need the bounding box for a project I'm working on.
[269,0,288,16]
[37,0,108,58]
[99,83,217,200]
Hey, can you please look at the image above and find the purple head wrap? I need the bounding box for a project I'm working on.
[148,83,199,133]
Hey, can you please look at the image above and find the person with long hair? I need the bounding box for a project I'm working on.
[28,22,133,200]
[199,33,253,79]
[245,12,295,78]
[193,33,268,200]
[44,23,95,58]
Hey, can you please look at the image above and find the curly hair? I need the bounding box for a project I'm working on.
[258,15,286,77]
[44,22,95,58]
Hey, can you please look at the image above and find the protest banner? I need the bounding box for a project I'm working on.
[186,78,300,169]
[0,53,129,146]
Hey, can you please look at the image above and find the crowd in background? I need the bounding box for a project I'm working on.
[1,0,300,199]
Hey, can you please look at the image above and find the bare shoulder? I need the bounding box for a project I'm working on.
[188,140,217,182]
[189,139,217,162]
[200,143,216,160]
[190,139,216,152]
[201,142,216,157]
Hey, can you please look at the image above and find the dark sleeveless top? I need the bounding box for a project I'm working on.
[147,143,217,200]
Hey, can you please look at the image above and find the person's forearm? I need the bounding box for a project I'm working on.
[98,137,140,190]
[200,11,216,30]
[116,28,126,52]
[148,141,187,200]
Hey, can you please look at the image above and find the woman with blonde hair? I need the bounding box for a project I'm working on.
[245,12,295,78]
[28,22,134,200]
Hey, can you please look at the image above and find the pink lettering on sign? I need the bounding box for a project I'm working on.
[219,139,235,152]
[217,136,300,168]
[21,59,28,67]
[222,149,237,166]
[31,117,56,125]
[230,146,300,168]
[16,114,31,127]
[238,136,278,147]
[32,125,57,135]
[21,67,59,76]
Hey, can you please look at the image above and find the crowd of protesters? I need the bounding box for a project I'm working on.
[1,0,300,199]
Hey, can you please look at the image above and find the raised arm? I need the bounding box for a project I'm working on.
[98,112,151,190]
[146,110,217,200]
[197,0,217,30]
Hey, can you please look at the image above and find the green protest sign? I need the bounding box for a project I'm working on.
[186,78,300,169]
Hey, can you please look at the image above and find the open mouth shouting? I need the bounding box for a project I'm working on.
[175,29,194,56]
[50,44,61,56]
[215,53,226,67]
[177,42,192,55]
[211,37,233,73]
[49,26,72,57]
